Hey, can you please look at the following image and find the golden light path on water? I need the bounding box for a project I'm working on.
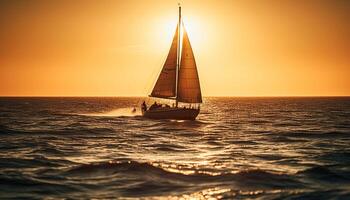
[68,105,302,176]
[151,188,309,199]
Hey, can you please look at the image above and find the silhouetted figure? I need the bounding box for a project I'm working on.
[150,101,158,110]
[141,101,147,111]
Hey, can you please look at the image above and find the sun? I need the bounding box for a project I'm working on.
[153,10,206,52]
[182,16,204,47]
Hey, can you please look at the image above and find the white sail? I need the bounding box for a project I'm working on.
[177,27,202,103]
[150,25,178,98]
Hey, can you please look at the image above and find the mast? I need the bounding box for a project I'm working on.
[175,4,181,107]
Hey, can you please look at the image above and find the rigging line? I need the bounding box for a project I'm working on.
[135,38,172,106]
[137,54,165,105]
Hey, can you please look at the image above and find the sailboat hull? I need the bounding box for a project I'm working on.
[142,107,199,120]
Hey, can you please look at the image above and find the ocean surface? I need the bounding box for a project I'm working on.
[0,97,350,199]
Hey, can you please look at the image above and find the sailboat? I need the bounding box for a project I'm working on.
[141,6,202,120]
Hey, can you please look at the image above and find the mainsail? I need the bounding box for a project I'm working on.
[150,25,179,98]
[176,27,202,103]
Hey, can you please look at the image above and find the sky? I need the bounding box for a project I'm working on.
[0,0,349,96]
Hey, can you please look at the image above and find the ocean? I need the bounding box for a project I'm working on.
[0,97,349,199]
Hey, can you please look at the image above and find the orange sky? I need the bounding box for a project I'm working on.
[1,0,349,96]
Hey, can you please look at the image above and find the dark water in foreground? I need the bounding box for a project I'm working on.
[0,97,350,199]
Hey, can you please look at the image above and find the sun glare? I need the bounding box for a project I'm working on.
[153,11,205,53]
[182,16,205,48]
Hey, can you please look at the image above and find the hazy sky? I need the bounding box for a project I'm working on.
[1,0,349,96]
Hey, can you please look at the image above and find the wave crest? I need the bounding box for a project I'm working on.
[65,160,301,189]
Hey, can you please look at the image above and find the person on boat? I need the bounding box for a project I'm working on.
[149,101,159,110]
[141,101,147,111]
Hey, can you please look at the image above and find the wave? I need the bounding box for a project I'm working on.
[64,160,301,189]
[0,156,75,169]
[0,174,79,200]
[297,165,350,183]
[144,143,189,152]
[279,131,350,139]
[65,161,350,192]
[0,125,116,136]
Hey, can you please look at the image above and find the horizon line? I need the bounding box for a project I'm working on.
[0,95,349,98]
